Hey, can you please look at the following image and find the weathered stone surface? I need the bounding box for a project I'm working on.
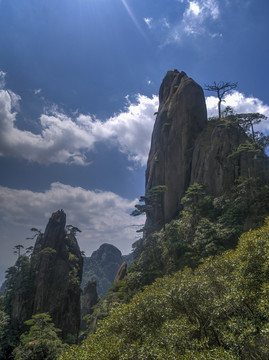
[145,70,208,232]
[7,210,83,340]
[190,121,269,194]
[81,280,98,331]
[114,261,127,283]
[145,70,269,233]
[31,210,83,339]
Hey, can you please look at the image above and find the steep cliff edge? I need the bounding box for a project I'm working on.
[145,70,269,233]
[145,70,208,232]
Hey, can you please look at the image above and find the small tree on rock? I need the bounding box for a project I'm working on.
[236,113,268,147]
[205,81,237,120]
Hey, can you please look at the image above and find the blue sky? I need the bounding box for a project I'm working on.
[0,0,269,281]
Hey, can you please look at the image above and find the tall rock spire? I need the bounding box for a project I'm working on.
[31,210,83,339]
[145,70,269,235]
[145,70,207,233]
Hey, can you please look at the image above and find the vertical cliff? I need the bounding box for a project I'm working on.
[190,121,269,194]
[145,70,269,233]
[81,280,98,331]
[145,70,208,232]
[31,210,83,339]
[7,210,83,341]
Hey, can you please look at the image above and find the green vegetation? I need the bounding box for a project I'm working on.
[131,185,168,232]
[39,248,57,255]
[129,178,269,289]
[60,218,269,359]
[82,257,112,298]
[0,310,9,358]
[1,223,82,359]
[13,313,66,360]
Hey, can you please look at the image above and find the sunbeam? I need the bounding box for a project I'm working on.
[121,0,146,38]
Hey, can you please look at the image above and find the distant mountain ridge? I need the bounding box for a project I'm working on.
[82,243,133,298]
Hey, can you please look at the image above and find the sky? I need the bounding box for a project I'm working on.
[1,0,269,283]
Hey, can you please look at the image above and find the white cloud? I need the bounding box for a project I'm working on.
[187,1,201,16]
[0,182,144,261]
[34,88,42,95]
[161,18,170,29]
[144,17,153,29]
[206,91,269,132]
[0,84,158,166]
[182,0,220,36]
[160,0,220,46]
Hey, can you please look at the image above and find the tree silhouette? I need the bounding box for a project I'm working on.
[204,81,237,120]
[13,245,24,259]
[26,228,42,240]
[66,225,82,236]
[236,113,268,144]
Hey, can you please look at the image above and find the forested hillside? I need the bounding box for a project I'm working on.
[60,218,269,359]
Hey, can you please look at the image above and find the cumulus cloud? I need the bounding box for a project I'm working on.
[0,84,158,166]
[0,182,144,257]
[206,91,269,132]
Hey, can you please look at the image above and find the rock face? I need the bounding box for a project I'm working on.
[145,70,269,233]
[82,244,132,298]
[190,121,269,194]
[81,280,98,331]
[31,210,83,339]
[114,261,127,283]
[145,70,208,232]
[7,211,83,340]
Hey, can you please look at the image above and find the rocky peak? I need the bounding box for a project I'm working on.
[82,243,132,298]
[145,70,269,234]
[32,210,83,340]
[145,70,208,233]
[91,243,122,266]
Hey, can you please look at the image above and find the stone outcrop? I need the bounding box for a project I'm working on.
[31,210,83,339]
[145,70,269,233]
[145,70,208,232]
[81,280,98,331]
[8,210,83,340]
[190,121,269,194]
[114,261,127,283]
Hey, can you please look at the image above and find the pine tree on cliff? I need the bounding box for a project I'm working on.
[204,81,237,120]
